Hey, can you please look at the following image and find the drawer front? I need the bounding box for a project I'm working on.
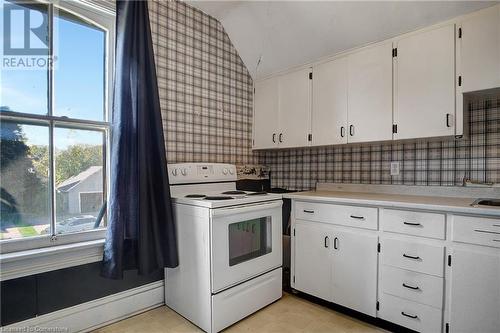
[379,293,443,333]
[452,215,500,248]
[381,238,445,277]
[380,265,444,309]
[295,201,378,230]
[382,209,446,239]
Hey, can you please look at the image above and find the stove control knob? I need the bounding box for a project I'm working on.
[222,168,228,175]
[181,168,187,176]
[171,168,178,176]
[229,168,234,175]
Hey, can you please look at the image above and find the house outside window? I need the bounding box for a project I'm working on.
[0,0,114,253]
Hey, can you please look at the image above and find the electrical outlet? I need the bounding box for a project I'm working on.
[390,162,400,176]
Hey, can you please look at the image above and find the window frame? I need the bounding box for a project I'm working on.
[0,0,114,254]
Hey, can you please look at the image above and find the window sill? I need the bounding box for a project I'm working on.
[0,239,105,281]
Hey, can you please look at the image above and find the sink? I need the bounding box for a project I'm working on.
[471,198,500,207]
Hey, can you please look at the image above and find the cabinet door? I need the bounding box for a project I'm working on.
[331,229,378,316]
[278,68,312,148]
[294,221,331,301]
[449,248,500,333]
[460,5,500,93]
[311,57,348,146]
[395,25,455,140]
[347,43,393,143]
[253,77,279,149]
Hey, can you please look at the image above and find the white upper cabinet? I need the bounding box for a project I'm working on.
[394,24,456,140]
[347,43,393,143]
[459,5,500,93]
[253,77,279,149]
[311,57,348,146]
[253,69,311,149]
[253,5,499,149]
[278,68,312,148]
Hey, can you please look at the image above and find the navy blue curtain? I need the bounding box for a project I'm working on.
[102,0,178,279]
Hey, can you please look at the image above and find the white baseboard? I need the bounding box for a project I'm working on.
[2,280,165,333]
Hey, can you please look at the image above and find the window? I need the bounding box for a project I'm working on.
[0,0,114,252]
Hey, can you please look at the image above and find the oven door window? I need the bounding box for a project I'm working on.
[228,217,272,266]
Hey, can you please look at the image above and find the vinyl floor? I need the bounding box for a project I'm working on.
[93,292,387,333]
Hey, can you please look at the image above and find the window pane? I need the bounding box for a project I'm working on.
[0,1,48,115]
[0,121,50,240]
[55,127,105,235]
[53,9,105,121]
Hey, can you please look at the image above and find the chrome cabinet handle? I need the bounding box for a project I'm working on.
[401,312,418,319]
[403,254,420,260]
[303,210,314,214]
[403,222,421,226]
[324,236,329,248]
[272,133,276,143]
[402,283,420,290]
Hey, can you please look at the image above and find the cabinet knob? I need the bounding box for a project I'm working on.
[446,113,452,127]
[403,253,420,260]
[401,312,418,319]
[402,283,420,290]
[403,221,421,226]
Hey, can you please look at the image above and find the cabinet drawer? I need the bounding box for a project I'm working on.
[452,215,500,248]
[381,238,444,277]
[379,294,442,333]
[295,201,378,230]
[382,209,445,239]
[380,265,443,309]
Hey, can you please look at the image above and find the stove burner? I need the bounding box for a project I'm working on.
[221,190,247,195]
[185,194,206,198]
[204,196,233,200]
[246,191,268,196]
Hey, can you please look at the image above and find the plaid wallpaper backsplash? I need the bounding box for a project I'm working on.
[149,0,258,165]
[148,1,499,192]
[258,98,500,191]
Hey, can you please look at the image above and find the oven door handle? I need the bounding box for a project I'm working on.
[212,200,283,217]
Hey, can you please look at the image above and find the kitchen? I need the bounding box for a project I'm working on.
[0,1,499,333]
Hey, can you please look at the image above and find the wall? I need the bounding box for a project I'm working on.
[258,97,500,191]
[148,1,499,193]
[149,0,258,165]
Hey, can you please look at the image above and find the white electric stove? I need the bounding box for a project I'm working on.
[166,163,283,333]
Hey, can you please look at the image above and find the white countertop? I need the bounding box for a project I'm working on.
[284,190,500,217]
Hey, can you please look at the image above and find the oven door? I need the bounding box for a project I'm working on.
[211,200,282,293]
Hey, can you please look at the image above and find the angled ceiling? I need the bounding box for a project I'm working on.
[188,1,498,80]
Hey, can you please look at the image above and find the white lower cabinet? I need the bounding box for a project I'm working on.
[293,219,378,316]
[292,198,500,333]
[331,229,378,316]
[448,248,500,333]
[380,265,444,309]
[294,222,332,300]
[379,293,443,332]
